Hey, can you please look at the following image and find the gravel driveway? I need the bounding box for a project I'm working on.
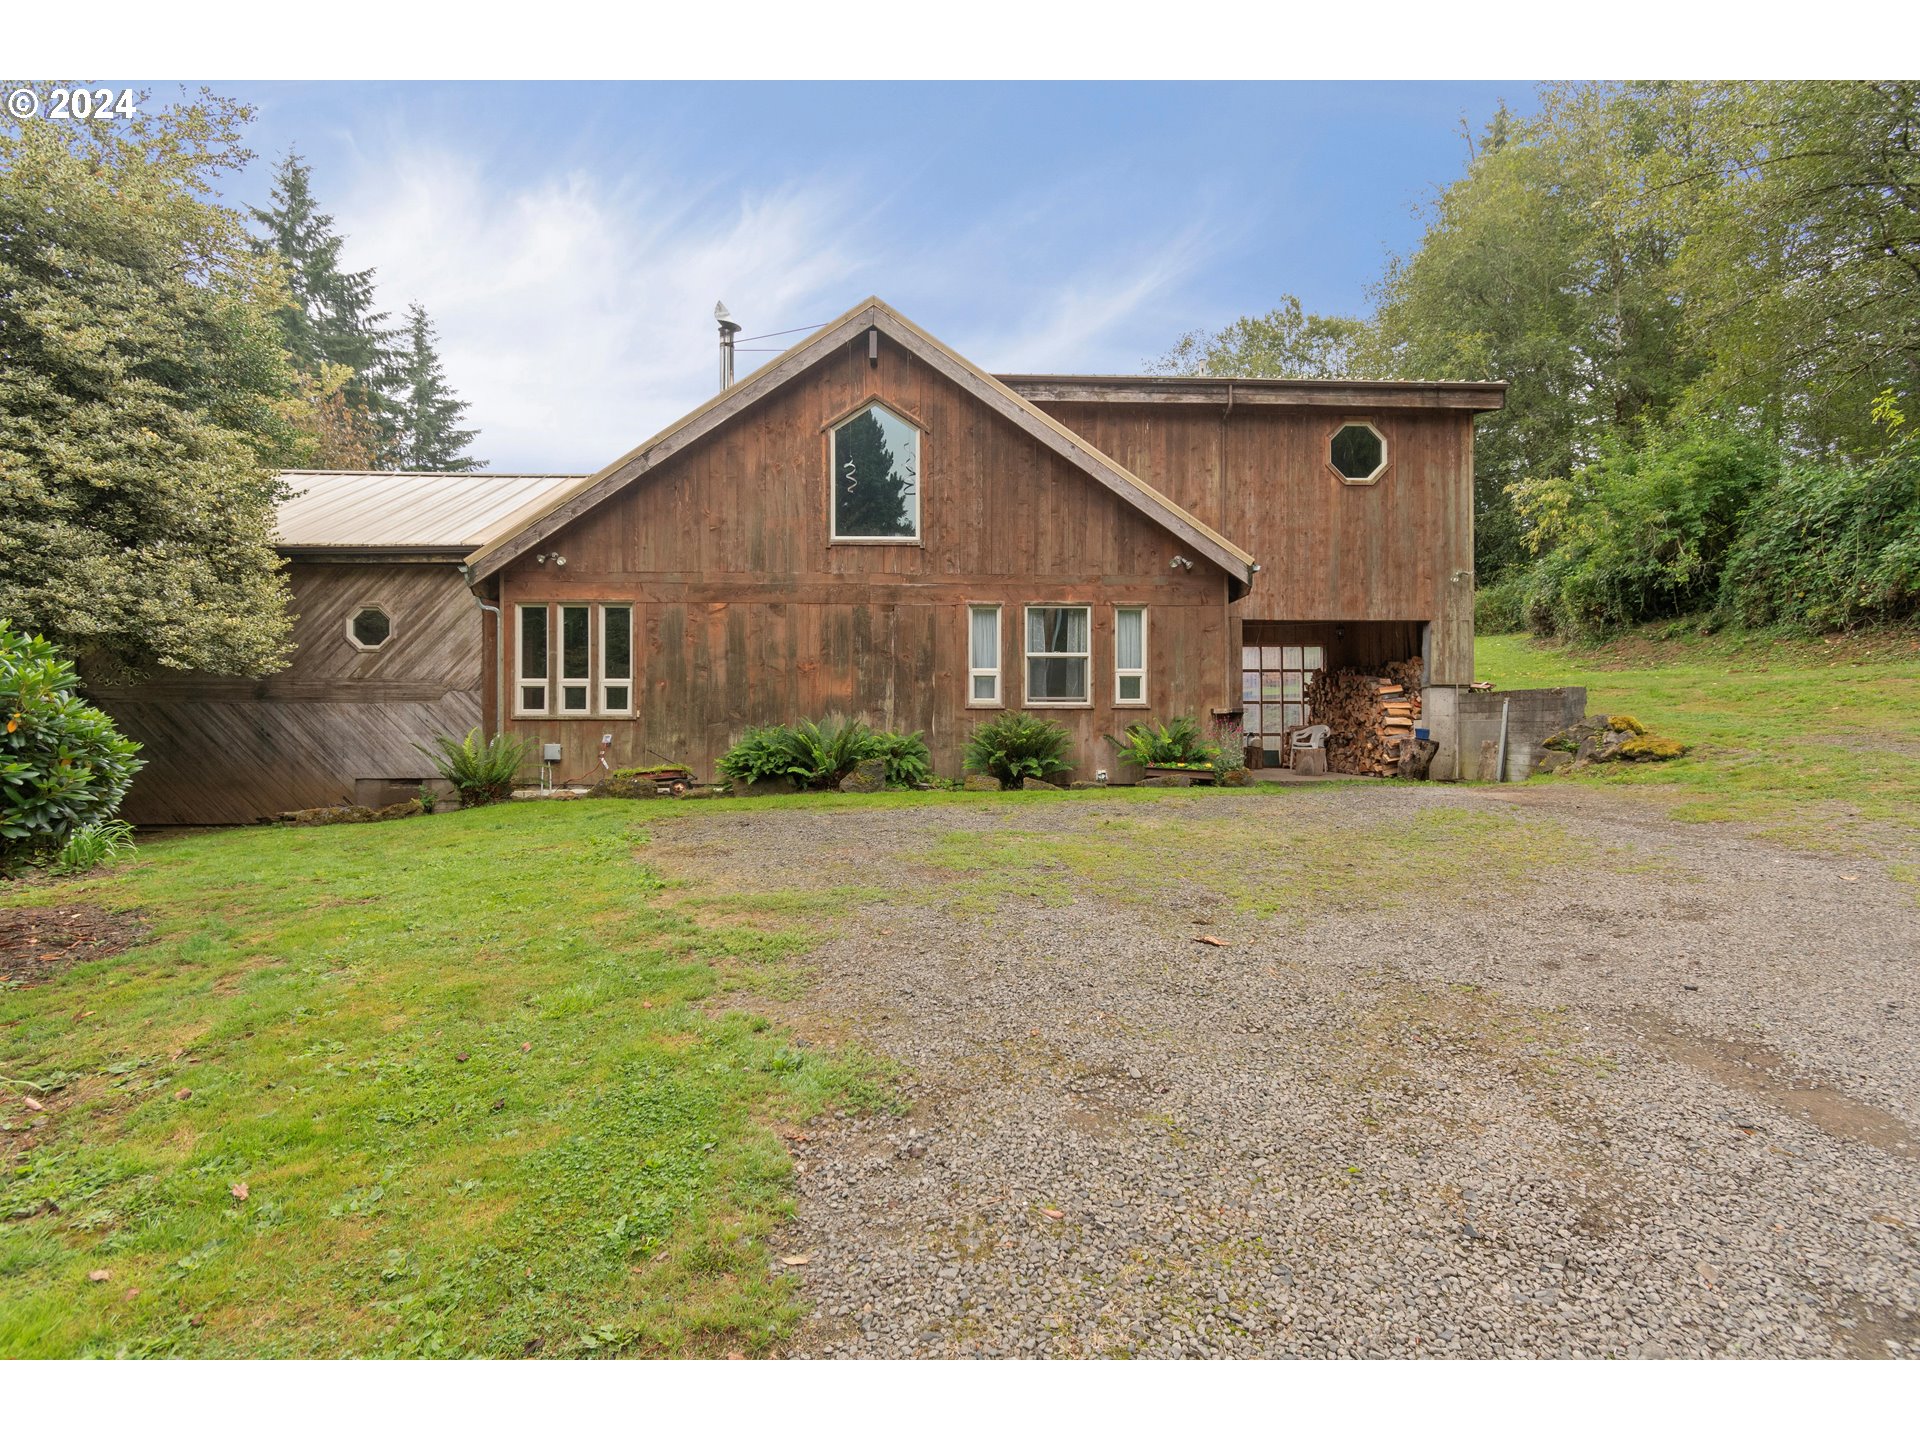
[650,785,1920,1358]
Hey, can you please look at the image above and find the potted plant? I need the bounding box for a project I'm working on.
[1110,716,1222,785]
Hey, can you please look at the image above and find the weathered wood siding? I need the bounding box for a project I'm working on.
[92,561,481,824]
[1029,401,1476,684]
[492,334,1233,783]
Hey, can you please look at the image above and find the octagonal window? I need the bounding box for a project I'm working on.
[831,402,920,540]
[1330,422,1387,484]
[349,605,392,650]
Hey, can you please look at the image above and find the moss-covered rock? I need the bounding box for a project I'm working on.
[1606,714,1650,736]
[1618,735,1688,761]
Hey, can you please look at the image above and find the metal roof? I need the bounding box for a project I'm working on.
[274,471,585,553]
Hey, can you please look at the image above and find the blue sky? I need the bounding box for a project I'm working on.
[203,81,1536,471]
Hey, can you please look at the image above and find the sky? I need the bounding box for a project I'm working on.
[198,81,1538,472]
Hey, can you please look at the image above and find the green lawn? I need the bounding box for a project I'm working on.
[0,802,892,1358]
[1477,627,1920,860]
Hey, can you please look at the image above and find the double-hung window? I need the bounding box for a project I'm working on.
[601,606,633,714]
[1024,605,1090,705]
[559,605,592,714]
[1115,607,1147,704]
[517,604,549,714]
[968,605,1002,705]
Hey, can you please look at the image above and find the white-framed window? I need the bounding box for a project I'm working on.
[347,604,393,651]
[830,401,921,541]
[516,604,549,714]
[558,604,592,713]
[601,606,634,714]
[968,604,1002,706]
[1115,606,1147,705]
[1024,604,1090,705]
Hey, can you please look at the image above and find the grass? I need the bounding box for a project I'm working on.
[0,802,892,1358]
[1477,625,1920,859]
[923,801,1596,920]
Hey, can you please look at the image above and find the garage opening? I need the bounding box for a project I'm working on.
[1234,620,1427,768]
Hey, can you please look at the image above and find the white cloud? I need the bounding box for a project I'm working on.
[336,146,868,470]
[330,141,1230,470]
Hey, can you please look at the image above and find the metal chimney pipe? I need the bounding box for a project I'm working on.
[714,301,742,391]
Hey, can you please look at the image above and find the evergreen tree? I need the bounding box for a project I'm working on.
[249,150,395,449]
[0,87,298,676]
[389,303,484,471]
[832,408,915,536]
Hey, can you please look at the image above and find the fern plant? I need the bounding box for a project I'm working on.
[416,729,525,806]
[963,713,1073,789]
[1110,716,1221,769]
[716,726,810,788]
[786,715,877,788]
[867,729,932,787]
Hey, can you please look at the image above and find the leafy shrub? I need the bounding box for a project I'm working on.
[866,729,932,788]
[1716,436,1920,632]
[416,728,525,806]
[786,715,879,788]
[1473,572,1528,633]
[718,716,931,790]
[54,818,136,874]
[1207,717,1248,780]
[1512,421,1776,638]
[1110,716,1221,770]
[963,713,1073,789]
[1,625,143,872]
[716,727,808,789]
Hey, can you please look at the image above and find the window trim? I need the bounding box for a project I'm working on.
[966,603,1003,709]
[345,603,393,653]
[600,604,634,716]
[1021,602,1093,708]
[1114,605,1147,707]
[826,398,924,546]
[1327,418,1390,486]
[514,603,550,717]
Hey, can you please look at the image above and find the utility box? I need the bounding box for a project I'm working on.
[541,742,563,763]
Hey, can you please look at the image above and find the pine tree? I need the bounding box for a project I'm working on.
[250,150,395,450]
[832,408,914,536]
[389,303,484,471]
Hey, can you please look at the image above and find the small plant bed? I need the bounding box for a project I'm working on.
[590,765,698,798]
[719,717,931,793]
[0,905,150,988]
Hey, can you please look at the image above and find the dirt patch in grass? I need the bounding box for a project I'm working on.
[0,905,150,988]
[1629,1010,1918,1155]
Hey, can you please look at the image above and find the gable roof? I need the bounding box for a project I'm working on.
[463,298,1258,597]
[276,470,584,555]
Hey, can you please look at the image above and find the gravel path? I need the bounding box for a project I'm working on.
[652,786,1920,1358]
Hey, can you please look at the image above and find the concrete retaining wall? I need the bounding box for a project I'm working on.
[1423,686,1588,782]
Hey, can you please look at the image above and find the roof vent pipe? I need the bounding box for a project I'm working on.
[715,301,742,391]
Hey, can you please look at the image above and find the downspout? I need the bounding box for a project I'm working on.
[463,564,505,736]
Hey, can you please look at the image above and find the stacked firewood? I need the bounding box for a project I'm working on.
[1304,658,1425,776]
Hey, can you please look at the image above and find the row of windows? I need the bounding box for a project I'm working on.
[967,604,1144,708]
[517,603,633,716]
[508,602,1149,716]
[825,402,1394,544]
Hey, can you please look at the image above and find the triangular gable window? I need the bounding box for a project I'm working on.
[830,402,920,540]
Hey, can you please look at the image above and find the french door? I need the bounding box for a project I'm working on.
[1240,643,1324,767]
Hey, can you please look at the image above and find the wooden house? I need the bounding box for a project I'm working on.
[97,297,1502,821]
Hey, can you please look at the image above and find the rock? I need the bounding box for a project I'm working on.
[373,798,424,820]
[962,774,1002,792]
[1534,750,1571,774]
[279,804,379,826]
[839,758,889,793]
[1069,780,1103,789]
[1020,777,1061,790]
[1618,735,1686,761]
[1218,768,1254,787]
[1606,713,1649,736]
[1395,739,1438,781]
[732,777,796,798]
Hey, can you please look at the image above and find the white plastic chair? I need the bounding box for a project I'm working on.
[1289,724,1331,751]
